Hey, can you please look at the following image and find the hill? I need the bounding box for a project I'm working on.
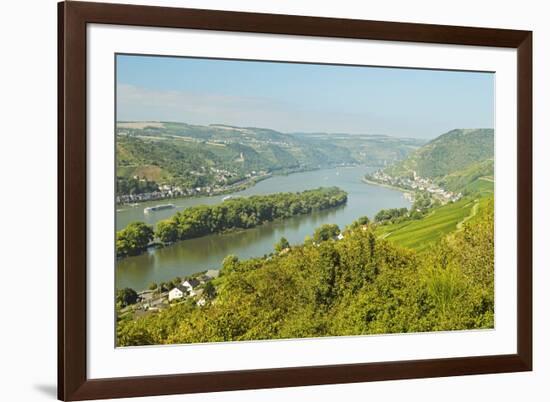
[384,129,493,178]
[375,195,493,251]
[117,201,494,346]
[291,132,424,167]
[438,158,494,194]
[116,121,424,197]
[381,128,494,194]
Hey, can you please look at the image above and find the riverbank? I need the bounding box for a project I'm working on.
[117,187,348,258]
[117,164,359,206]
[116,172,273,206]
[116,166,411,290]
[362,177,414,196]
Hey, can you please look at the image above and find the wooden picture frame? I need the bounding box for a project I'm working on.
[58,1,532,400]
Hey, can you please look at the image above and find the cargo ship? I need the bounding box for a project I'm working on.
[144,204,175,214]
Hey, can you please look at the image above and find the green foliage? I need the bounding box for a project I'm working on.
[155,220,179,243]
[203,282,217,300]
[116,222,154,257]
[376,196,490,251]
[220,255,240,276]
[116,176,158,196]
[116,288,138,307]
[462,177,494,196]
[116,121,424,193]
[411,191,433,212]
[274,237,290,253]
[117,204,494,346]
[155,187,347,243]
[385,129,494,180]
[374,208,408,223]
[313,224,341,243]
[348,215,371,230]
[293,132,425,166]
[437,159,494,194]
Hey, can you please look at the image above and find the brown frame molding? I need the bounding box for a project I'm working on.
[58,1,532,400]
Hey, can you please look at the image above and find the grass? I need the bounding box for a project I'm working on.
[463,177,494,196]
[375,197,481,251]
[117,165,167,182]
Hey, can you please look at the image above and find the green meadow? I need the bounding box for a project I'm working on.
[463,177,494,196]
[375,195,493,251]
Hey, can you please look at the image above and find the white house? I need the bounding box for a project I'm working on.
[168,285,187,301]
[182,278,201,296]
[337,233,345,240]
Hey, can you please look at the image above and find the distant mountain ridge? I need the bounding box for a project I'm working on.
[116,121,425,193]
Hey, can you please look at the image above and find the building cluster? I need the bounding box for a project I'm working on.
[369,170,462,203]
[116,187,186,205]
[117,168,272,205]
[131,270,220,317]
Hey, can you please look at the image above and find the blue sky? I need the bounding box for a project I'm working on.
[116,54,494,139]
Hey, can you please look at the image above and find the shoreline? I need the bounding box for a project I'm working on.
[362,177,414,196]
[117,190,348,261]
[116,173,273,207]
[117,164,365,208]
[116,169,410,290]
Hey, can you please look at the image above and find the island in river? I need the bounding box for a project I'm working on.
[116,166,411,290]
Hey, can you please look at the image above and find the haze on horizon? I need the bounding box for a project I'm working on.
[116,54,495,140]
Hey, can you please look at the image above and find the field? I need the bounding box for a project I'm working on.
[375,196,492,251]
[463,177,494,195]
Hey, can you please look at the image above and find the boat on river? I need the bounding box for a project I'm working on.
[144,204,175,213]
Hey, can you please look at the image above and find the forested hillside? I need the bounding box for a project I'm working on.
[115,124,495,346]
[438,159,494,194]
[116,121,424,193]
[383,128,494,193]
[117,199,494,346]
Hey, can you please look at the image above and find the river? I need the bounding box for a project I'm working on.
[116,166,410,290]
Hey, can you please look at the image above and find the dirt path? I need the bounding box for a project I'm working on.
[456,200,479,229]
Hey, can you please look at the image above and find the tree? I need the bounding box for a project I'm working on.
[169,277,182,289]
[116,288,138,307]
[203,281,217,300]
[374,208,408,223]
[151,187,348,247]
[148,282,158,291]
[116,222,154,257]
[313,224,340,243]
[350,215,370,229]
[116,201,495,347]
[221,255,239,276]
[274,237,290,253]
[156,220,179,243]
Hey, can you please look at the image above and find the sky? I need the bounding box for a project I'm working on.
[116,54,494,139]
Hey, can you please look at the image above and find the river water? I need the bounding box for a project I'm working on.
[116,166,410,290]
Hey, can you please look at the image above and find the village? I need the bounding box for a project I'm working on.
[368,169,462,204]
[119,269,220,319]
[116,167,272,205]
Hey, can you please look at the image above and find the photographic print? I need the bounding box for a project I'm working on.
[114,55,495,347]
